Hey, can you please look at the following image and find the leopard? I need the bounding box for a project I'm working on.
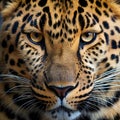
[0,0,120,120]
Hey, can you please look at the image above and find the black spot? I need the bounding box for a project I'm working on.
[96,0,102,7]
[115,26,120,33]
[12,21,19,34]
[79,14,85,30]
[30,19,38,28]
[93,14,99,22]
[27,15,33,23]
[22,3,25,7]
[17,10,23,17]
[111,40,117,49]
[18,59,25,64]
[92,51,98,56]
[9,44,14,53]
[111,54,119,63]
[10,59,15,66]
[5,24,10,31]
[78,6,84,13]
[79,0,88,7]
[111,16,116,22]
[95,7,101,16]
[110,30,114,35]
[1,40,7,48]
[72,11,77,25]
[23,13,30,22]
[5,54,9,63]
[21,24,26,33]
[25,3,31,11]
[54,13,58,19]
[27,50,31,55]
[101,57,108,63]
[20,70,26,75]
[39,14,46,31]
[53,21,60,29]
[105,63,110,68]
[61,39,64,43]
[103,10,109,17]
[69,29,72,34]
[103,2,108,8]
[9,69,18,75]
[104,32,109,44]
[102,21,109,29]
[36,12,41,17]
[38,0,47,7]
[16,32,21,46]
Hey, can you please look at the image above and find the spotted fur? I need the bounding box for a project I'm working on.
[0,0,120,120]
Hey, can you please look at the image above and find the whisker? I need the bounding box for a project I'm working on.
[93,89,119,92]
[94,85,120,90]
[96,67,120,79]
[16,99,36,114]
[89,96,118,111]
[1,85,31,97]
[0,74,30,84]
[95,79,120,84]
[85,100,100,111]
[26,100,41,112]
[8,94,33,108]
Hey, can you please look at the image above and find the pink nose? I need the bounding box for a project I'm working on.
[47,85,75,100]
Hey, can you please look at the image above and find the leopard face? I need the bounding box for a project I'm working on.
[0,0,120,120]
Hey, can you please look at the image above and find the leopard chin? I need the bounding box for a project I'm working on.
[40,107,81,120]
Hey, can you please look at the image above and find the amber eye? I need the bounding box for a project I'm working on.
[27,32,43,45]
[80,32,97,43]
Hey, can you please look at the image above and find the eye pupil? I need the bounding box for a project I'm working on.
[85,32,91,37]
[34,33,39,38]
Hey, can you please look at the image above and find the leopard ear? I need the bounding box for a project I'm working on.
[0,0,21,18]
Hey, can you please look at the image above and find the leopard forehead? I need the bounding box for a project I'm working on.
[2,0,120,47]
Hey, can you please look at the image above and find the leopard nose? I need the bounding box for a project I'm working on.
[46,85,75,100]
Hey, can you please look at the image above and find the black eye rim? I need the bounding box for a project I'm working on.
[26,32,43,45]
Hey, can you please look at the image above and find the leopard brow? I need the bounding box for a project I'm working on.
[82,24,103,34]
[23,26,41,33]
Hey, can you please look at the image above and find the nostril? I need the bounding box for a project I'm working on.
[45,83,78,100]
[49,86,74,100]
